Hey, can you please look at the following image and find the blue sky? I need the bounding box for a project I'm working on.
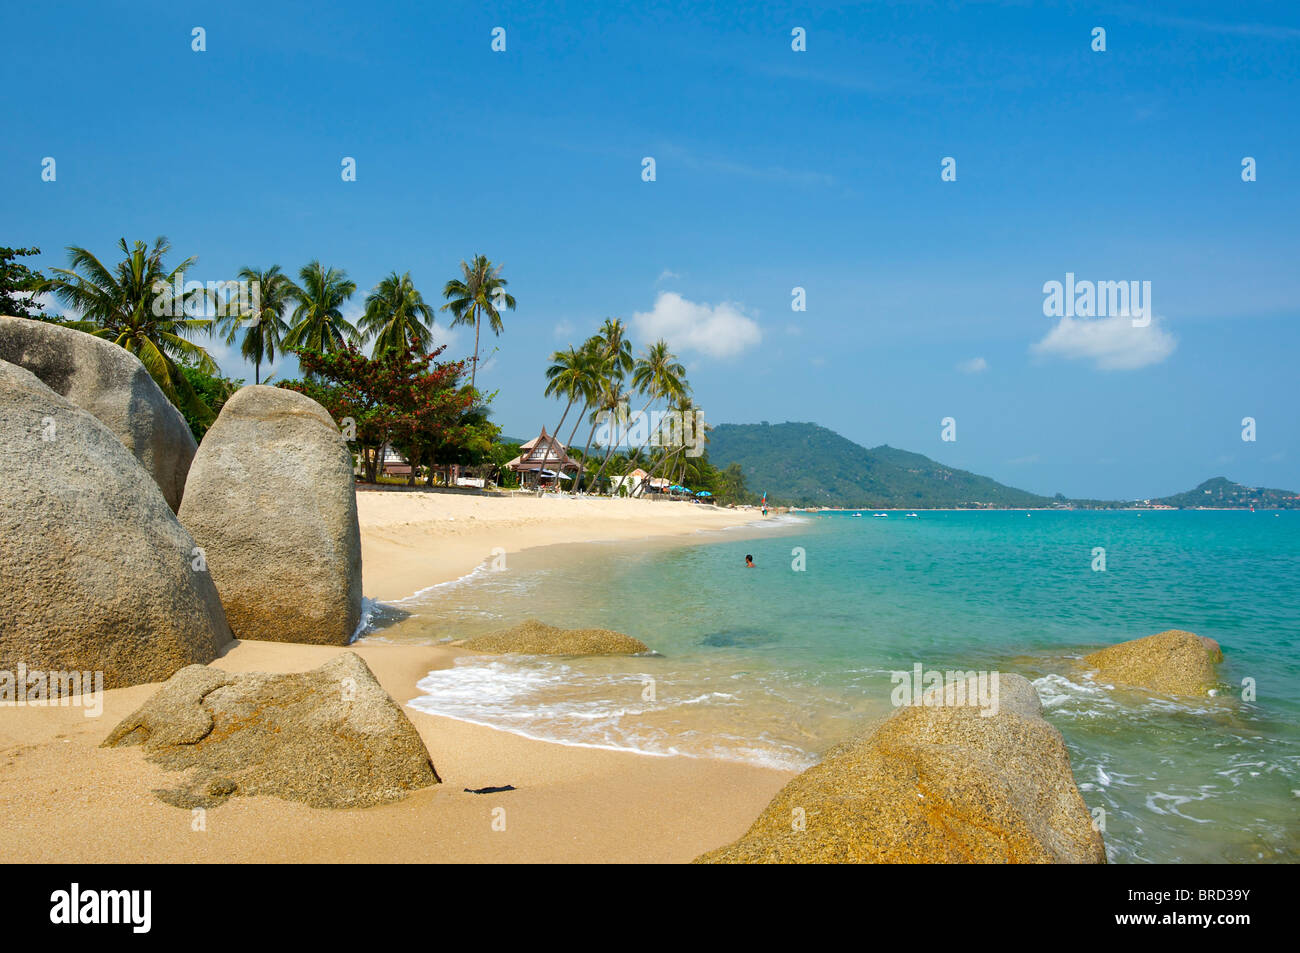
[4,0,1297,499]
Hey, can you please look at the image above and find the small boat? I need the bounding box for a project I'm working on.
[873,512,888,518]
[905,512,919,518]
[851,512,862,518]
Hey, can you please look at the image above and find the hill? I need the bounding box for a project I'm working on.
[1154,477,1300,509]
[706,422,1052,508]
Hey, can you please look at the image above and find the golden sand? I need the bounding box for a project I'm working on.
[0,494,791,863]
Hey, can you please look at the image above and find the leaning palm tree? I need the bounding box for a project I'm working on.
[361,271,436,356]
[573,319,632,492]
[220,265,295,384]
[283,261,359,356]
[590,339,686,492]
[544,345,589,439]
[564,339,610,447]
[643,393,699,491]
[441,254,515,389]
[596,317,634,381]
[567,319,629,447]
[42,236,216,418]
[577,375,624,494]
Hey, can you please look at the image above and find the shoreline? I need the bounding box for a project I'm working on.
[0,493,801,863]
[356,491,794,602]
[0,638,794,863]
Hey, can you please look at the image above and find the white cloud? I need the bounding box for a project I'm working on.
[631,291,762,359]
[957,356,988,373]
[1032,314,1176,371]
[656,269,681,283]
[428,321,460,348]
[9,290,71,318]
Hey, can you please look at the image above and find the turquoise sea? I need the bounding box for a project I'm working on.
[367,509,1300,864]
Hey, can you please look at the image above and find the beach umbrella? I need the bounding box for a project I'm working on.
[697,490,712,497]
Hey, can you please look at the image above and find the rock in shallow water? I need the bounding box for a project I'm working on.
[177,385,362,645]
[0,359,231,689]
[696,673,1105,864]
[102,652,439,808]
[1083,629,1223,697]
[461,619,650,655]
[0,316,197,511]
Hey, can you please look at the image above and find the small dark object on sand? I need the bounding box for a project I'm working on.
[465,785,517,794]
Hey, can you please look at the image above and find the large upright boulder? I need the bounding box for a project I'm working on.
[697,674,1105,864]
[178,385,362,644]
[0,316,198,511]
[0,360,232,688]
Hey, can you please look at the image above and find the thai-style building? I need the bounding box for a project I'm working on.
[506,427,581,488]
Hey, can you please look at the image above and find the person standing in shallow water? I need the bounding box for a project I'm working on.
[745,554,754,568]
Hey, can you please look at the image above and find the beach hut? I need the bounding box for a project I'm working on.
[505,427,581,489]
[610,467,649,495]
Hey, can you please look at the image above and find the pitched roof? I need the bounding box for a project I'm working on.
[510,426,580,472]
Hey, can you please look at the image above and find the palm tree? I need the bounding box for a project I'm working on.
[596,317,634,381]
[643,393,699,492]
[361,271,436,356]
[572,319,633,492]
[441,254,515,390]
[43,236,217,419]
[544,345,589,439]
[220,265,294,385]
[283,261,359,356]
[590,339,686,492]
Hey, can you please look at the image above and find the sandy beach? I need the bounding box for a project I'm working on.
[357,488,763,599]
[0,492,793,863]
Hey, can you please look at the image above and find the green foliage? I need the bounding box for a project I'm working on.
[41,237,219,424]
[280,337,479,485]
[283,261,359,355]
[0,246,56,319]
[441,254,515,390]
[490,440,523,487]
[1154,477,1299,510]
[362,271,436,356]
[219,264,295,384]
[707,422,1053,508]
[179,365,242,442]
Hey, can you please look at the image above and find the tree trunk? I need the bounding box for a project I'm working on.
[470,308,481,390]
[639,444,681,498]
[635,445,673,498]
[553,396,575,442]
[565,405,586,447]
[589,396,653,493]
[576,416,601,492]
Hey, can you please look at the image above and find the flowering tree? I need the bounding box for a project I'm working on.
[282,335,485,485]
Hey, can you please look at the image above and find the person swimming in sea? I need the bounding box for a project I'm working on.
[745,554,754,568]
